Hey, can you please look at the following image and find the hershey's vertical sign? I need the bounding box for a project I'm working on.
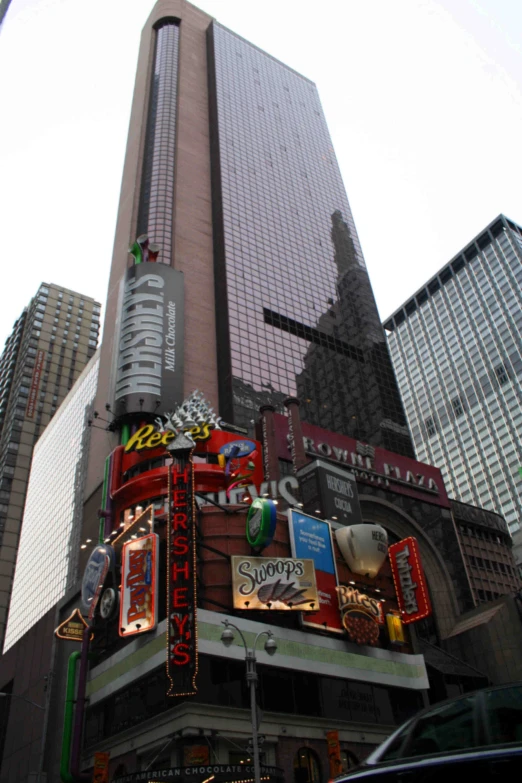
[112,263,185,418]
[166,455,198,696]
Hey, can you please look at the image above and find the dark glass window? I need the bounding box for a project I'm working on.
[425,416,437,437]
[485,686,522,745]
[137,21,180,261]
[207,22,414,457]
[403,695,476,757]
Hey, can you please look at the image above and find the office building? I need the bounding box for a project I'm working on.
[451,499,520,603]
[384,215,522,534]
[85,0,413,498]
[1,5,519,783]
[0,283,100,647]
[3,352,99,652]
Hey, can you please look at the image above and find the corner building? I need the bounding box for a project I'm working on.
[86,0,412,510]
[1,3,509,783]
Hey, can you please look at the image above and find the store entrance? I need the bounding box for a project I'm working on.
[113,764,284,783]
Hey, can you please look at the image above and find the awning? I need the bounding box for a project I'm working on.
[445,603,505,638]
[419,639,488,679]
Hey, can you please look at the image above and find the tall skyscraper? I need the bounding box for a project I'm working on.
[0,283,100,645]
[85,0,412,511]
[5,5,520,783]
[384,215,522,534]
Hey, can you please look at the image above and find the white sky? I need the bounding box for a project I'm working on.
[1,0,521,349]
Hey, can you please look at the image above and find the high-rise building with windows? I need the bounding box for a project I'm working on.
[85,0,413,500]
[0,283,100,646]
[4,5,521,783]
[384,215,522,534]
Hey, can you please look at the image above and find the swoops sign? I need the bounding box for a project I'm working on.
[113,263,184,417]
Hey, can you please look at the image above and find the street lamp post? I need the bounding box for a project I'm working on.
[221,619,277,783]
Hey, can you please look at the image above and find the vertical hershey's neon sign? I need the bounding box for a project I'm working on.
[166,455,198,696]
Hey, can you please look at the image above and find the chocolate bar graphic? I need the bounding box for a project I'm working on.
[257,580,309,606]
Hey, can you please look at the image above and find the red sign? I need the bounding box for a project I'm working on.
[326,730,342,780]
[388,537,432,624]
[167,458,198,696]
[92,751,110,783]
[272,414,449,508]
[119,534,159,637]
[26,349,46,418]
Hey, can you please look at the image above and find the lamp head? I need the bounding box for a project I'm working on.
[264,634,277,657]
[221,627,235,648]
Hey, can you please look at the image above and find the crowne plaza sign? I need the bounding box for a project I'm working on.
[273,414,449,508]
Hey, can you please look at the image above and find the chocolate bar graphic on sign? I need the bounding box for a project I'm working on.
[257,580,309,606]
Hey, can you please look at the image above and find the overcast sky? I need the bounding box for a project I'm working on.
[1,0,521,348]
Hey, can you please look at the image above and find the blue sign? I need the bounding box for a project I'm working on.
[81,544,114,616]
[288,510,342,631]
[289,510,336,574]
[219,439,256,458]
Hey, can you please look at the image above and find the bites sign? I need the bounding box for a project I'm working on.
[388,537,432,624]
[166,458,197,696]
[336,585,384,646]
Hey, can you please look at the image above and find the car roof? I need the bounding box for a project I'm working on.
[333,680,522,779]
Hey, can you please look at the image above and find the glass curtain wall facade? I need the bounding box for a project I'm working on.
[136,19,180,260]
[207,24,413,457]
[384,215,522,533]
[3,353,99,651]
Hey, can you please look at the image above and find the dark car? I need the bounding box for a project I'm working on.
[335,682,522,781]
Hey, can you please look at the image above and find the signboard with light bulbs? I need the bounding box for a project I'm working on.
[231,556,318,611]
[119,533,159,637]
[388,537,432,624]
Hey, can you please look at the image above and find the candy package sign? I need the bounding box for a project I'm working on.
[119,534,159,637]
[231,556,318,611]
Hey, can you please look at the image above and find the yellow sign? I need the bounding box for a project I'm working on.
[55,608,93,642]
[231,556,318,611]
[124,423,213,453]
[386,613,406,644]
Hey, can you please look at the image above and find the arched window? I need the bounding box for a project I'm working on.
[340,750,359,772]
[294,747,321,783]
